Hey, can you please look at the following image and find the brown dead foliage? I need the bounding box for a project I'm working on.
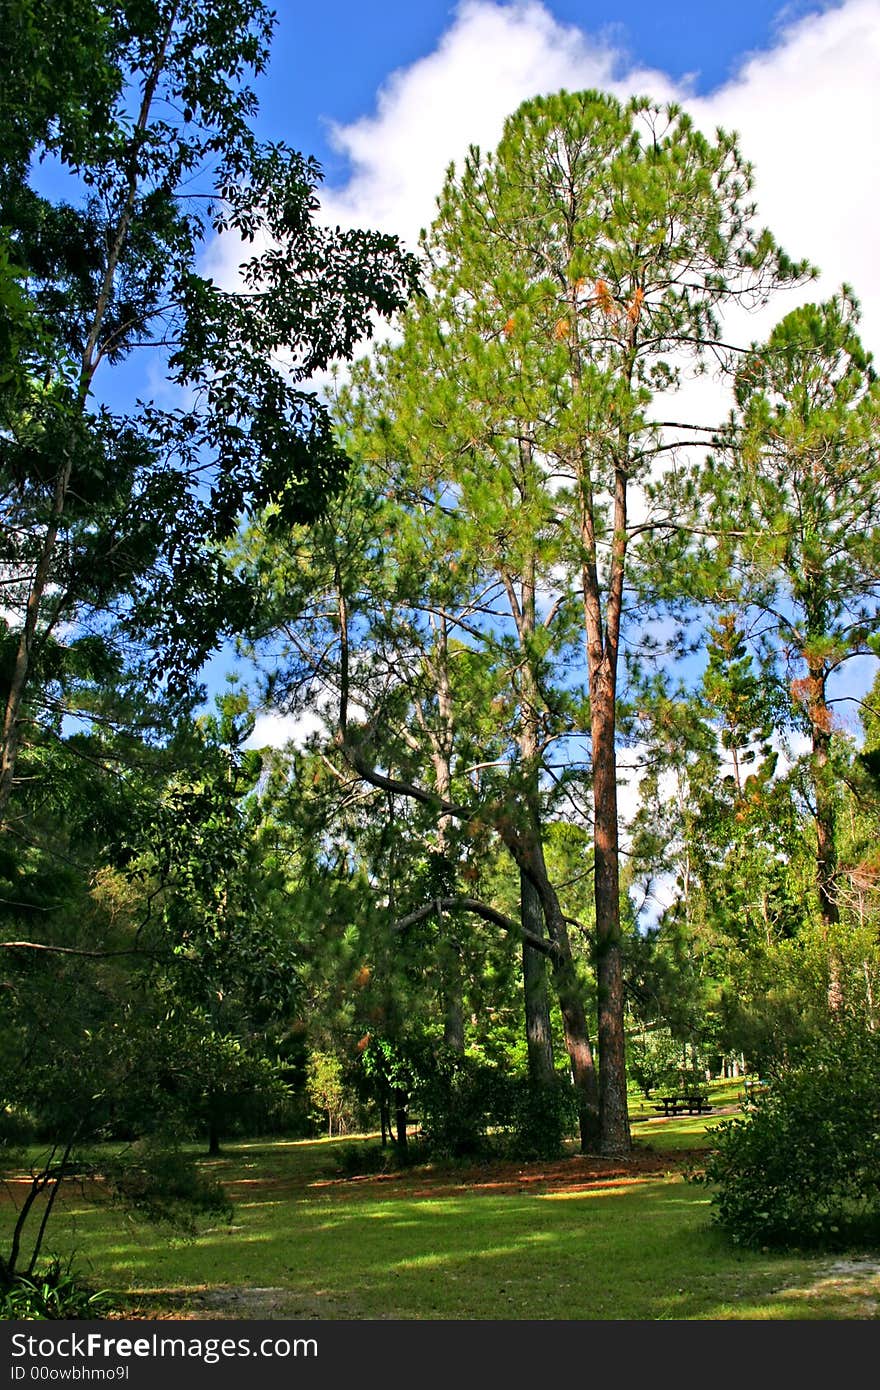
[312,1145,698,1201]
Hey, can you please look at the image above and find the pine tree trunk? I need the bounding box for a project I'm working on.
[515,838,599,1150]
[394,1094,408,1150]
[809,661,843,1012]
[508,547,594,1137]
[432,618,466,1052]
[521,870,556,1085]
[592,680,631,1155]
[812,701,840,928]
[580,458,632,1157]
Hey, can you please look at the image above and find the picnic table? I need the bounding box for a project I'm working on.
[742,1078,768,1104]
[652,1093,713,1117]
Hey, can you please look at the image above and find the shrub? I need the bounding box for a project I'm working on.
[626,1029,686,1098]
[353,1036,578,1162]
[497,1075,578,1161]
[417,1056,500,1159]
[418,1055,576,1161]
[699,1019,880,1250]
[334,1137,429,1176]
[0,1259,117,1320]
[103,1142,233,1231]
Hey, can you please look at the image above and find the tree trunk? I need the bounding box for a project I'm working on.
[591,674,631,1154]
[394,1093,408,1150]
[809,667,843,1012]
[431,616,466,1052]
[208,1115,221,1157]
[502,544,597,1144]
[443,990,465,1052]
[514,834,600,1150]
[337,580,599,1145]
[579,458,632,1156]
[521,869,556,1086]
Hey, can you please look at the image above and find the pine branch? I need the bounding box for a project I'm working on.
[392,896,559,958]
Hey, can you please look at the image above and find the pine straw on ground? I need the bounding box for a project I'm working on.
[308,1144,698,1199]
[0,1142,696,1209]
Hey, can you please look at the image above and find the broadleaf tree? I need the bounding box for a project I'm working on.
[0,0,419,820]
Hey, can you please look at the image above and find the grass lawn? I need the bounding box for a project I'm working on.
[2,1080,878,1321]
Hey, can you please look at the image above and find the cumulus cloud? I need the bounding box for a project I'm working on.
[693,0,880,347]
[314,0,879,347]
[223,0,879,745]
[206,0,878,354]
[244,708,325,750]
[320,0,676,248]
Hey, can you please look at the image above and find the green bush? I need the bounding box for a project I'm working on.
[335,1137,430,1176]
[0,1259,117,1320]
[418,1054,576,1161]
[626,1029,686,1098]
[353,1037,577,1163]
[497,1075,578,1161]
[417,1056,500,1158]
[103,1142,233,1231]
[699,1019,880,1250]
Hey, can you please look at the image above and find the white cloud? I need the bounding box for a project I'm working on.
[204,2,675,358]
[228,0,879,734]
[245,708,325,750]
[320,0,676,248]
[692,0,880,349]
[313,0,879,350]
[207,0,879,356]
[306,0,879,453]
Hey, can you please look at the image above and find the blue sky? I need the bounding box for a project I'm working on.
[253,1,835,179]
[212,0,877,337]
[35,0,863,751]
[194,0,880,752]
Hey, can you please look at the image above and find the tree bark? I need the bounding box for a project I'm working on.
[511,555,557,1089]
[808,659,843,1011]
[579,458,632,1156]
[590,674,630,1153]
[521,869,556,1085]
[512,830,599,1150]
[394,1094,408,1150]
[410,610,466,1051]
[208,1114,221,1157]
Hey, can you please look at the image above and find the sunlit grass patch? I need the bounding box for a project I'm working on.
[2,1124,876,1321]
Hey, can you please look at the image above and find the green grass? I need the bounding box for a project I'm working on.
[627,1076,743,1150]
[2,1082,877,1321]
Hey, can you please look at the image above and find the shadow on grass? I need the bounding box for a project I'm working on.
[4,1130,877,1321]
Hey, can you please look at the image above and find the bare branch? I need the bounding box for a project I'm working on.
[392,896,559,958]
[0,941,158,960]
